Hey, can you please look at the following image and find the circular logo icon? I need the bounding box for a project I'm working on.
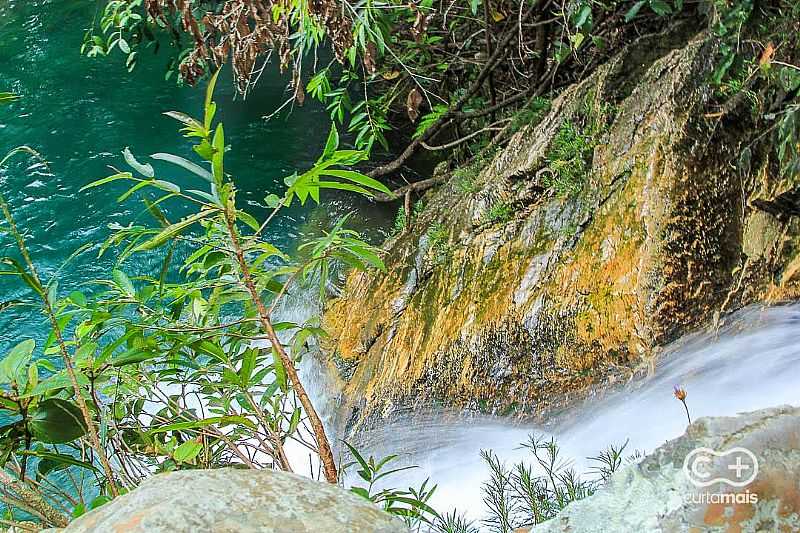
[683,447,758,488]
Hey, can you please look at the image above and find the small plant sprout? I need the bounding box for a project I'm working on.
[673,385,691,424]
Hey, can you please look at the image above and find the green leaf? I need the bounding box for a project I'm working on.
[648,0,672,16]
[112,269,135,296]
[237,210,260,232]
[239,348,256,386]
[321,124,339,161]
[69,291,87,306]
[212,124,225,185]
[574,4,592,28]
[350,486,371,501]
[204,68,222,129]
[109,349,157,367]
[26,450,100,476]
[148,415,256,434]
[173,440,203,463]
[265,193,282,208]
[123,147,155,178]
[133,210,213,251]
[1,257,44,296]
[164,111,203,130]
[624,0,647,21]
[89,495,112,510]
[29,399,88,444]
[74,342,97,366]
[0,339,34,385]
[343,440,371,475]
[272,349,288,392]
[469,0,481,15]
[151,153,213,182]
[72,504,86,519]
[323,169,391,194]
[80,172,134,192]
[21,370,89,398]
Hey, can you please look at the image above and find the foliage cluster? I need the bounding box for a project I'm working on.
[425,222,450,265]
[481,202,514,225]
[82,0,701,178]
[477,436,630,533]
[392,199,426,235]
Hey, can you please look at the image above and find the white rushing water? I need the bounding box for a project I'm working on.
[350,303,800,522]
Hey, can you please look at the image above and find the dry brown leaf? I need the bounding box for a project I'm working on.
[364,42,378,74]
[759,42,775,67]
[406,87,423,122]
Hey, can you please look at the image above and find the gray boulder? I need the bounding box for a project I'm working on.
[56,468,407,533]
[531,405,800,532]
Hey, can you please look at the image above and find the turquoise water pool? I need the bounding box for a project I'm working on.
[0,0,384,348]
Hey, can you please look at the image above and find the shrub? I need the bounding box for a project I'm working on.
[482,202,514,225]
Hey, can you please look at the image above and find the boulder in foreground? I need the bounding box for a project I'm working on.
[54,468,407,533]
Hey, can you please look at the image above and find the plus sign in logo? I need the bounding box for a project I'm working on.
[683,447,759,488]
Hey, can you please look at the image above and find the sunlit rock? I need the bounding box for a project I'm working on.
[51,469,406,533]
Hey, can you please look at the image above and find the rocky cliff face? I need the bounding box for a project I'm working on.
[321,26,800,436]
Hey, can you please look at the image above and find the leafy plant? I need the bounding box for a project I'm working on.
[81,0,144,73]
[0,74,392,526]
[542,93,610,199]
[508,97,551,135]
[480,435,629,532]
[344,441,439,529]
[392,200,426,235]
[426,222,451,265]
[482,202,513,225]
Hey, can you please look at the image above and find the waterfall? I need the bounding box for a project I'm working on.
[350,303,800,521]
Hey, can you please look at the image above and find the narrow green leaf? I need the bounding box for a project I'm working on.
[321,124,339,161]
[24,450,100,475]
[625,0,647,22]
[110,349,156,367]
[212,124,225,185]
[204,68,222,129]
[323,169,391,194]
[133,210,213,252]
[80,172,134,192]
[148,415,256,434]
[272,349,288,392]
[112,269,135,296]
[151,153,213,182]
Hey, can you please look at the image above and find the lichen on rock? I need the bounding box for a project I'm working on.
[321,24,800,437]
